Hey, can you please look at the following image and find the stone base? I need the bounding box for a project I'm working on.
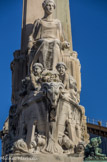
[84,161,107,162]
[2,154,83,162]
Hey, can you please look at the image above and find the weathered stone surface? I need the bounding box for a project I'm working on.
[84,160,107,162]
[3,154,83,162]
[85,161,107,162]
[1,0,89,162]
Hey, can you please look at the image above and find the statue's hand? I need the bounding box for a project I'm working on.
[28,35,33,49]
[28,41,33,50]
[61,41,70,50]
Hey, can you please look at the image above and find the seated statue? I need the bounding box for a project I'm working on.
[28,0,70,73]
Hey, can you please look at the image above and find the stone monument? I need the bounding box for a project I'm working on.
[0,0,89,161]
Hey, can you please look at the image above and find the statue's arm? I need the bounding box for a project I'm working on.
[95,148,106,157]
[59,21,65,42]
[59,21,70,50]
[69,75,76,89]
[28,19,40,50]
[30,74,37,90]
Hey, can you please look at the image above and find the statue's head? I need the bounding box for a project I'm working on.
[32,63,43,76]
[90,137,99,147]
[76,142,85,154]
[42,0,56,15]
[97,137,101,144]
[56,62,67,76]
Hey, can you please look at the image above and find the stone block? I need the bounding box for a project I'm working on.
[3,154,83,162]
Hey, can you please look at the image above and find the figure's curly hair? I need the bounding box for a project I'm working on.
[42,0,56,10]
[32,63,43,71]
[56,62,67,70]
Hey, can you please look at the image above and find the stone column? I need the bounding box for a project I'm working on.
[21,0,73,53]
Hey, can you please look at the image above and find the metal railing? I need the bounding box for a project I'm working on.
[87,117,107,128]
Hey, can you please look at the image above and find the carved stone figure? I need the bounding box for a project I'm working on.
[30,63,43,90]
[69,51,81,95]
[1,0,89,161]
[12,139,28,154]
[75,142,85,156]
[85,137,107,160]
[19,63,43,108]
[56,62,80,103]
[27,0,70,73]
[16,80,65,154]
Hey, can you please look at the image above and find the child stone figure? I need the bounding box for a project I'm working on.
[21,63,44,106]
[56,62,79,103]
[30,63,43,91]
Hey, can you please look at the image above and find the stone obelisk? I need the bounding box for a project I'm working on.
[0,0,89,162]
[20,0,81,99]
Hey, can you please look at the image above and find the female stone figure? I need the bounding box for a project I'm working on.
[28,0,70,73]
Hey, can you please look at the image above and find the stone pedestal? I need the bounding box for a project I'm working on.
[3,154,83,162]
[85,161,107,162]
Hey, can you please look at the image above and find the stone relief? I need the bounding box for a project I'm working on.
[1,65,88,155]
[0,0,89,159]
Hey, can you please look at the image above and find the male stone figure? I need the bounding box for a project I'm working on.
[27,0,70,73]
[56,62,79,103]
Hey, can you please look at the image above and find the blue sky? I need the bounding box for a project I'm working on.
[70,0,107,122]
[0,0,107,156]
